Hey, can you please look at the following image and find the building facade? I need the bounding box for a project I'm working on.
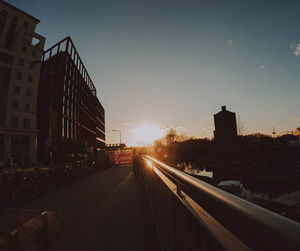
[0,1,45,167]
[37,37,105,164]
[214,106,237,144]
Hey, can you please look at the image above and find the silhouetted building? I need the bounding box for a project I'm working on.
[37,37,105,164]
[295,127,300,140]
[214,106,237,143]
[0,1,45,167]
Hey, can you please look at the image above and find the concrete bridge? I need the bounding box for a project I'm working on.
[9,157,300,251]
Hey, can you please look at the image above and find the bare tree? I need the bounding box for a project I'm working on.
[162,128,176,145]
[162,127,189,145]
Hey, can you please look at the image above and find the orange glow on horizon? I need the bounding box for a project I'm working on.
[128,124,166,146]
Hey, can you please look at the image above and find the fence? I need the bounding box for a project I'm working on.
[1,210,60,251]
[142,155,300,251]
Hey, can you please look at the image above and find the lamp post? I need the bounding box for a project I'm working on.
[112,129,121,147]
[48,71,55,168]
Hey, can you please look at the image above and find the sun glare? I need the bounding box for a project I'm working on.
[129,124,166,146]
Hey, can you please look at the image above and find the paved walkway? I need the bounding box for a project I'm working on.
[20,166,160,251]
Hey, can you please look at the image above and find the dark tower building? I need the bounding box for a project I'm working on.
[37,37,105,164]
[214,106,237,143]
[296,127,300,140]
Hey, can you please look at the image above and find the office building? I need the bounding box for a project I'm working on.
[37,37,105,164]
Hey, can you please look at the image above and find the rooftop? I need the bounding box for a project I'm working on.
[214,105,235,116]
[43,36,97,96]
[1,1,40,23]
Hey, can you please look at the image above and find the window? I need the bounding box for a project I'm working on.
[25,103,30,111]
[0,135,4,145]
[0,10,8,18]
[32,50,36,57]
[11,135,19,145]
[0,66,10,98]
[23,118,30,128]
[71,122,73,138]
[25,89,31,97]
[13,16,18,23]
[0,17,6,37]
[11,117,18,128]
[16,72,22,80]
[0,52,14,65]
[4,23,16,50]
[13,101,18,109]
[30,63,35,70]
[23,21,29,28]
[20,135,29,145]
[28,75,33,83]
[19,59,24,66]
[62,118,65,137]
[14,86,20,94]
[66,120,69,138]
[21,46,27,53]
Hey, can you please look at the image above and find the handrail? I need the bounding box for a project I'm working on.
[143,155,300,250]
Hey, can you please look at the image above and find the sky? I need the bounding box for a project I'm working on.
[8,0,300,145]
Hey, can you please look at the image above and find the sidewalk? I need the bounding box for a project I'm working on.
[18,165,160,251]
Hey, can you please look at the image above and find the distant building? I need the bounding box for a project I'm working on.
[295,127,300,140]
[0,1,45,167]
[214,106,237,143]
[37,37,105,164]
[106,144,127,150]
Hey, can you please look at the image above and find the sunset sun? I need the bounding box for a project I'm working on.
[129,124,166,146]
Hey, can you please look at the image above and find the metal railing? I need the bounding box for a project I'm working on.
[4,210,52,250]
[142,155,300,251]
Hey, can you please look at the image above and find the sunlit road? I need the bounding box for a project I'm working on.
[19,166,160,251]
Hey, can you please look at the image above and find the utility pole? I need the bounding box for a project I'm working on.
[272,127,276,138]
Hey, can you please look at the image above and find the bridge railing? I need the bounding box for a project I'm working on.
[141,155,300,251]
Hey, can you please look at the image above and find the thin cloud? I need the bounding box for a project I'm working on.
[161,125,181,129]
[123,122,132,127]
[178,126,187,132]
[290,42,300,56]
[202,126,213,131]
[260,64,265,70]
[161,125,186,132]
[292,117,300,122]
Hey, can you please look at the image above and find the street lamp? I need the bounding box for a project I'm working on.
[112,129,121,147]
[48,71,55,168]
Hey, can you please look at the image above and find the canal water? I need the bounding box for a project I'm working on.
[179,162,300,222]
